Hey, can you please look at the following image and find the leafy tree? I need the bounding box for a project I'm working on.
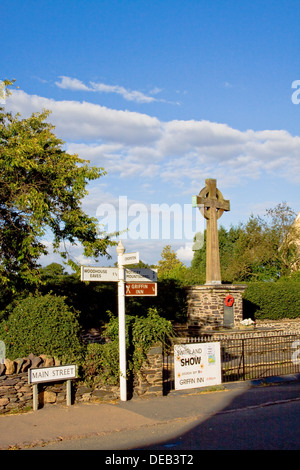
[228,204,298,281]
[265,202,300,273]
[157,245,183,277]
[40,262,67,280]
[0,82,115,293]
[191,225,242,283]
[191,203,299,283]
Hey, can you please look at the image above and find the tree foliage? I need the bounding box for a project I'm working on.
[191,203,299,283]
[157,245,183,278]
[0,84,115,292]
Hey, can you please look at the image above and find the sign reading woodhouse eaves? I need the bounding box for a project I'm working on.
[81,266,157,283]
[80,266,118,282]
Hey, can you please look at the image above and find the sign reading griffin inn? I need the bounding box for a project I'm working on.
[174,342,221,390]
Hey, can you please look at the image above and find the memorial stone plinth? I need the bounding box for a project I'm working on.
[186,284,246,334]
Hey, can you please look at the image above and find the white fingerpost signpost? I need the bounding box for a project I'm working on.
[80,240,157,402]
[116,240,127,402]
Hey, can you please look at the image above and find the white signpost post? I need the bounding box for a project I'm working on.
[116,241,127,402]
[81,241,157,402]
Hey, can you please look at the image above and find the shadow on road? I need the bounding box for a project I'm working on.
[132,381,300,451]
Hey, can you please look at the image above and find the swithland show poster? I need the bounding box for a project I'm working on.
[174,342,221,390]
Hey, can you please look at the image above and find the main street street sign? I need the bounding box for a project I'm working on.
[125,268,157,282]
[81,266,118,282]
[28,364,77,384]
[125,282,157,296]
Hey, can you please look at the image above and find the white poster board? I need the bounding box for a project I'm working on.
[174,342,221,390]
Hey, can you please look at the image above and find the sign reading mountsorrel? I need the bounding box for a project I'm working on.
[28,365,77,384]
[174,342,221,390]
[125,268,157,282]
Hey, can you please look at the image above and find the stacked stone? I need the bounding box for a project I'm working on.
[0,353,60,377]
[255,319,300,332]
[133,345,164,397]
[0,346,166,413]
[0,354,61,413]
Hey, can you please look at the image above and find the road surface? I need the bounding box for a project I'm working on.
[31,381,300,451]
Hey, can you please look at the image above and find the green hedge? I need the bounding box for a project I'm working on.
[0,293,85,363]
[243,281,300,320]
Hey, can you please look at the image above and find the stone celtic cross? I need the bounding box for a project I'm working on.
[192,178,230,285]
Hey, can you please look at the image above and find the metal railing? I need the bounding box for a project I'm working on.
[163,331,300,391]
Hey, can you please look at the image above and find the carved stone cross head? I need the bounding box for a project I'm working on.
[192,178,230,220]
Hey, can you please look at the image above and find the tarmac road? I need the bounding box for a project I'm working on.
[1,376,296,451]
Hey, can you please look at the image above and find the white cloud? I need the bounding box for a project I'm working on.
[54,76,162,104]
[7,90,162,144]
[55,76,91,91]
[6,89,300,187]
[90,81,156,104]
[176,243,194,263]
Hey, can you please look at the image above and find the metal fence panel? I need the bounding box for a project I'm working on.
[163,331,300,392]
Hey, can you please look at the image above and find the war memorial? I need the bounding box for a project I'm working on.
[188,178,246,333]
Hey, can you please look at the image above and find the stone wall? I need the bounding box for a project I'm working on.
[133,345,163,396]
[186,284,247,333]
[255,318,300,332]
[0,346,164,414]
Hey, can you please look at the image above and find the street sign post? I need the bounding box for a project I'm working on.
[125,282,157,296]
[121,252,139,265]
[80,266,118,282]
[116,241,127,402]
[80,242,158,402]
[125,268,157,282]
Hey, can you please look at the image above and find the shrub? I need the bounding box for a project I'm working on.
[243,281,300,320]
[0,293,85,363]
[83,308,173,386]
[84,341,120,386]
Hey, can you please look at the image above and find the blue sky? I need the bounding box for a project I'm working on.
[2,0,300,267]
